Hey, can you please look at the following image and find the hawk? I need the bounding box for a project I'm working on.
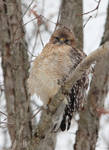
[28,27,88,131]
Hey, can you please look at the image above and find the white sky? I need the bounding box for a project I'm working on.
[0,0,109,149]
[83,0,109,54]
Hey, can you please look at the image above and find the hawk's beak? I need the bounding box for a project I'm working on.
[60,38,65,42]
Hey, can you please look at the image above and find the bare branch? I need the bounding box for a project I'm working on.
[65,41,109,90]
[81,0,101,15]
[0,111,7,117]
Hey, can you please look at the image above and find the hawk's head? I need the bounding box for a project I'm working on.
[50,27,76,47]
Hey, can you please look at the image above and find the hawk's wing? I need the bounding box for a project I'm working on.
[60,48,89,131]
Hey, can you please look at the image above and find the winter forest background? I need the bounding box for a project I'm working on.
[0,0,109,150]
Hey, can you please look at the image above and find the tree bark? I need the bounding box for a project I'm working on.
[101,3,109,45]
[74,49,109,150]
[0,0,31,149]
[74,3,109,150]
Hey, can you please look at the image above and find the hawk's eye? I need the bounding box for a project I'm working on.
[65,39,71,45]
[55,37,60,41]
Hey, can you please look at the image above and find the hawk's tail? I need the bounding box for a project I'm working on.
[60,104,73,131]
[60,84,79,131]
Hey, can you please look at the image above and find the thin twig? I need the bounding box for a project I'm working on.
[22,0,35,18]
[83,16,93,28]
[32,107,42,119]
[38,28,44,48]
[81,0,101,15]
[0,111,7,117]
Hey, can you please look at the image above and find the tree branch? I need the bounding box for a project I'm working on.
[65,41,109,89]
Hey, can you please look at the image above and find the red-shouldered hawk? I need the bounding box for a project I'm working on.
[28,27,88,131]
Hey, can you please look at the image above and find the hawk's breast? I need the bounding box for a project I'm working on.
[28,44,82,104]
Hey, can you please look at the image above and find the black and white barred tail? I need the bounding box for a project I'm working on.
[60,75,88,131]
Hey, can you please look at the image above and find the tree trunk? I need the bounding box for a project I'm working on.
[74,59,109,150]
[0,0,31,149]
[101,3,109,45]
